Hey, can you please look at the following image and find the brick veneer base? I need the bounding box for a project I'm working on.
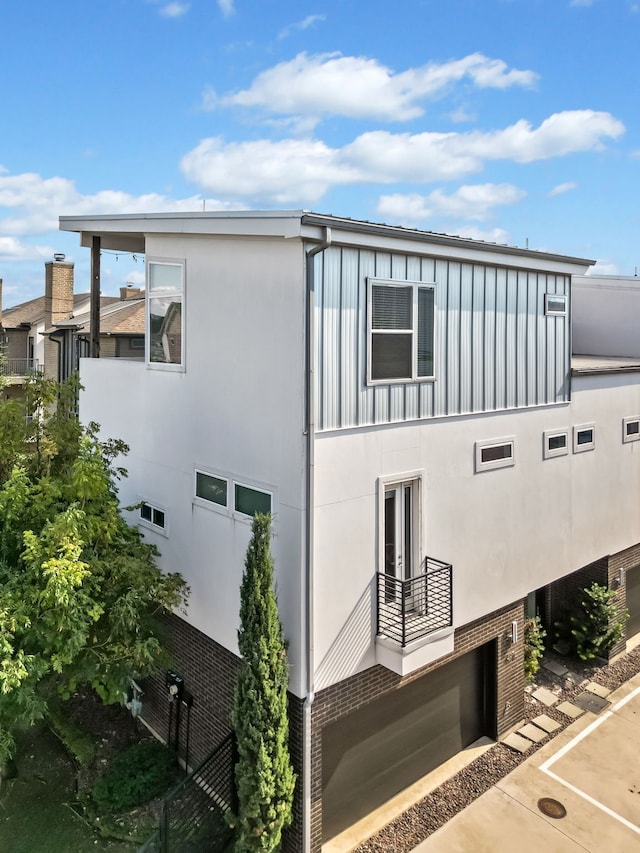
[308,599,525,852]
[546,542,640,660]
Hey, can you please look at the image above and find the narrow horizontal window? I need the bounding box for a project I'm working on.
[195,471,228,506]
[573,424,595,453]
[475,438,515,472]
[481,445,511,463]
[623,417,640,443]
[139,501,166,531]
[545,293,567,316]
[234,483,272,517]
[543,429,569,460]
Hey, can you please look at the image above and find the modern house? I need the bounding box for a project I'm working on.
[0,257,145,393]
[59,211,640,852]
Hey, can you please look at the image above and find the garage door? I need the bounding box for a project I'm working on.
[321,644,495,842]
[626,565,640,639]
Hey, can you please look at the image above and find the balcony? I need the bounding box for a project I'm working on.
[377,557,453,648]
[0,358,43,381]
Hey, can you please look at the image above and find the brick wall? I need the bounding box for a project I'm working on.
[609,543,640,655]
[546,543,640,659]
[140,613,240,767]
[308,599,525,852]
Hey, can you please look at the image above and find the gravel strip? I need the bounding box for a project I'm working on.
[353,647,640,853]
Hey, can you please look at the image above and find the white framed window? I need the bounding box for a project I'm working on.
[234,482,272,517]
[195,471,228,507]
[139,500,167,534]
[623,417,640,443]
[367,278,435,384]
[475,437,515,473]
[194,469,273,520]
[543,429,569,460]
[146,258,185,370]
[544,293,567,316]
[573,424,595,453]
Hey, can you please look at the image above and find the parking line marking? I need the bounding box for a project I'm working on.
[539,685,640,835]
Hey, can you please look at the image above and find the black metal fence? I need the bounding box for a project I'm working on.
[377,557,453,647]
[140,733,237,853]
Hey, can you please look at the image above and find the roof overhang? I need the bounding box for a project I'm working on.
[59,210,596,276]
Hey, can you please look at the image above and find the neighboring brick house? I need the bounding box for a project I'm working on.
[59,211,640,853]
[0,256,144,393]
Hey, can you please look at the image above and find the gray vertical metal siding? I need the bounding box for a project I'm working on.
[314,246,571,431]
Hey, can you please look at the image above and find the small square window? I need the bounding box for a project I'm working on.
[545,294,567,316]
[139,501,166,531]
[623,417,640,443]
[543,429,569,460]
[195,471,228,506]
[475,438,515,472]
[234,483,272,517]
[573,424,595,453]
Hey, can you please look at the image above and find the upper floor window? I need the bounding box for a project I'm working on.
[147,259,184,369]
[623,417,640,443]
[544,293,567,316]
[475,437,515,472]
[543,429,569,460]
[367,279,435,384]
[573,424,595,453]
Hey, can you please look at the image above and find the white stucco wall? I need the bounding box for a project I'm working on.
[573,275,640,357]
[79,234,308,696]
[312,371,640,690]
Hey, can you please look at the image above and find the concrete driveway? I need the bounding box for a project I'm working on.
[413,674,640,852]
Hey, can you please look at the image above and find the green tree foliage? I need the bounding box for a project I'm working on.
[0,373,188,766]
[570,582,628,661]
[231,514,295,853]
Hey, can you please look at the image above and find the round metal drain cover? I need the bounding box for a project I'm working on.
[538,797,567,819]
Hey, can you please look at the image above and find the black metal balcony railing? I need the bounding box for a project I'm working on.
[377,557,453,648]
[0,358,42,377]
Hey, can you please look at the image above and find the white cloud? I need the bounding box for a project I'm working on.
[159,2,190,18]
[447,225,511,244]
[0,170,237,236]
[180,110,624,204]
[377,184,526,225]
[278,15,326,40]
[218,0,234,16]
[591,259,621,275]
[215,51,539,122]
[448,106,477,123]
[548,181,578,196]
[0,236,54,262]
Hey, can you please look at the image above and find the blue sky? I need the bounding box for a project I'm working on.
[1,0,639,303]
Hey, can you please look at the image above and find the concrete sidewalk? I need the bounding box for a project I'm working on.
[412,673,640,852]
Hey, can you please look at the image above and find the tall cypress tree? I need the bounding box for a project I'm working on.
[232,513,296,852]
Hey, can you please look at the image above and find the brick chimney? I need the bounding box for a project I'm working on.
[44,255,74,379]
[120,285,144,301]
[45,255,74,324]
